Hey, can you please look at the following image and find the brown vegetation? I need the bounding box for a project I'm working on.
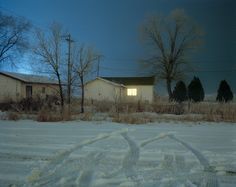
[37,109,62,122]
[112,113,155,124]
[1,97,236,123]
[7,112,20,121]
[189,102,236,122]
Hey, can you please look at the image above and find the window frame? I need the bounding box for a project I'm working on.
[127,88,137,96]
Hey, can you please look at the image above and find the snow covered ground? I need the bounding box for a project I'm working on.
[0,120,236,187]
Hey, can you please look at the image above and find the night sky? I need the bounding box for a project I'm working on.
[0,0,235,95]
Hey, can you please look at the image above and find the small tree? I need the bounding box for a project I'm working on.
[173,81,187,103]
[73,45,100,113]
[216,80,233,102]
[33,23,65,110]
[188,76,204,102]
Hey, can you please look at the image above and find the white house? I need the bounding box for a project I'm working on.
[0,71,59,103]
[84,76,155,103]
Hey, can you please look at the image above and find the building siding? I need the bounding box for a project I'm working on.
[0,74,23,102]
[85,78,154,103]
[85,79,125,101]
[0,74,59,103]
[22,83,58,99]
[125,85,153,103]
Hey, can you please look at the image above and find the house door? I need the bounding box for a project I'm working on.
[26,86,32,98]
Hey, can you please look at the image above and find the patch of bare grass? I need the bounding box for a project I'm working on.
[112,113,155,124]
[7,112,20,121]
[37,110,62,122]
[201,103,236,122]
[79,112,93,121]
[152,102,185,115]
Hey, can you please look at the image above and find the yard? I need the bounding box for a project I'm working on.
[0,120,236,186]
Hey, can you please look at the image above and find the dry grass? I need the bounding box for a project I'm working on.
[2,96,233,123]
[82,99,236,123]
[112,113,156,124]
[152,103,184,115]
[150,101,236,122]
[37,110,62,122]
[189,102,236,122]
[78,112,93,121]
[7,112,20,121]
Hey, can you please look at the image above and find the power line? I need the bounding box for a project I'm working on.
[188,69,236,73]
[99,65,236,73]
[100,66,139,72]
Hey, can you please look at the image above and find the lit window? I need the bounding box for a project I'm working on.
[127,88,137,96]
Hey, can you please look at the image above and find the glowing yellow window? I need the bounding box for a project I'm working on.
[127,88,137,96]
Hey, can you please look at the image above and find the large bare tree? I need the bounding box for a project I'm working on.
[0,11,30,64]
[141,9,203,100]
[73,45,100,113]
[33,23,65,109]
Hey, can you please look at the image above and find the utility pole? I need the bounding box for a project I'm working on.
[97,55,103,77]
[97,57,100,77]
[65,34,74,108]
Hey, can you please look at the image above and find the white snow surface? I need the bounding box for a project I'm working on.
[0,120,236,187]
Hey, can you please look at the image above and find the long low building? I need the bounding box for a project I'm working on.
[85,76,155,103]
[0,71,59,103]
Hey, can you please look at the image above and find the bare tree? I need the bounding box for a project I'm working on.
[141,9,203,100]
[73,45,100,113]
[0,11,30,64]
[33,23,65,109]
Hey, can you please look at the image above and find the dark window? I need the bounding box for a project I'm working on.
[26,86,32,98]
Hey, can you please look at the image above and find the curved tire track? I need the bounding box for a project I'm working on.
[27,129,127,186]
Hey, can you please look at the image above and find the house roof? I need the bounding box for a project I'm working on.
[0,71,58,85]
[85,77,126,87]
[101,76,155,85]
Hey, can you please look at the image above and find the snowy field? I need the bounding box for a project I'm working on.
[0,120,236,187]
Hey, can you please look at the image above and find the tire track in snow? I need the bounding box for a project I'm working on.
[53,152,104,187]
[167,134,220,186]
[103,132,170,184]
[27,129,128,186]
[76,152,104,187]
[26,129,232,186]
[167,134,210,169]
[121,132,140,180]
[140,132,171,147]
[102,131,140,180]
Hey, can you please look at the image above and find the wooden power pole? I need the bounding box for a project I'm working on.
[65,34,74,107]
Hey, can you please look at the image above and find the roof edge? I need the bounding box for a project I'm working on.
[85,77,126,87]
[0,71,59,85]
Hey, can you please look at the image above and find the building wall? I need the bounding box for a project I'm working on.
[85,79,154,103]
[85,79,125,102]
[21,83,59,99]
[0,74,23,102]
[0,74,59,103]
[125,85,154,103]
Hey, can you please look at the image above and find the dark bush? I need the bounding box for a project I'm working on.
[173,81,187,103]
[216,80,233,102]
[18,97,44,111]
[188,76,204,102]
[0,95,60,112]
[0,101,14,111]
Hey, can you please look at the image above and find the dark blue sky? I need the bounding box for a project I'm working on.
[0,0,235,95]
